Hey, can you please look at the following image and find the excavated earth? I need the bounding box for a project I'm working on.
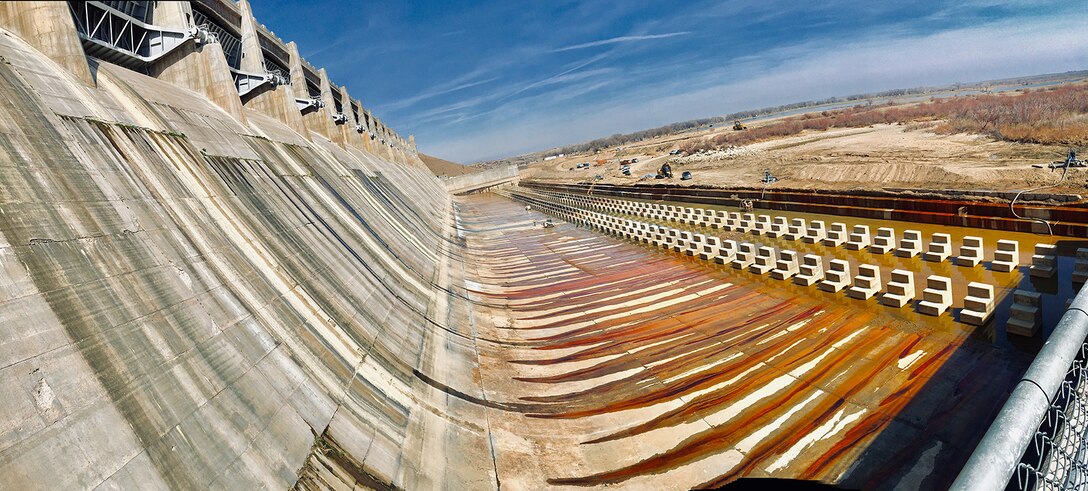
[0,23,1063,491]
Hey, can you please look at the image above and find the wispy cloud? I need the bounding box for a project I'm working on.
[380,69,500,112]
[551,32,692,52]
[422,13,1088,162]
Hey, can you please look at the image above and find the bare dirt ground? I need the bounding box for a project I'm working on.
[521,123,1087,196]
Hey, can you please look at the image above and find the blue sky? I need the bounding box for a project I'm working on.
[249,0,1088,163]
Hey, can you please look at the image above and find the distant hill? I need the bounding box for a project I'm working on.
[420,153,470,177]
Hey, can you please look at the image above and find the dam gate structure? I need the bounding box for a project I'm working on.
[0,1,1086,490]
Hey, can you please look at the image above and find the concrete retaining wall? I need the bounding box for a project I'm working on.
[0,27,489,490]
[443,164,519,195]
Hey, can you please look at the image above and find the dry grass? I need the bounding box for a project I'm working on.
[682,84,1088,153]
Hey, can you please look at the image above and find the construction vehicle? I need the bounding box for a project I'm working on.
[733,119,747,131]
[658,162,673,179]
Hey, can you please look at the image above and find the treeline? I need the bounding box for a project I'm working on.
[544,87,941,155]
[473,71,1088,167]
[680,84,1088,153]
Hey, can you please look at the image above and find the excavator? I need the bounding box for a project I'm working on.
[733,119,747,131]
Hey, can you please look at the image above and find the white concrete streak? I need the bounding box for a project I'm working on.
[789,341,846,378]
[703,370,796,426]
[662,351,744,384]
[735,390,823,454]
[117,123,363,394]
[765,406,868,473]
[832,328,865,349]
[296,149,430,295]
[898,349,927,370]
[681,361,763,402]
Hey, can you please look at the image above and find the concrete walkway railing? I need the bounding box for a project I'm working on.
[954,286,1088,490]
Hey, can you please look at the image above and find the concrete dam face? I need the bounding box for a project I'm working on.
[1,2,1085,490]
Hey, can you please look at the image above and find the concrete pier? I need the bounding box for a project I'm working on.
[961,283,996,325]
[897,230,923,258]
[819,259,851,292]
[1030,243,1058,278]
[794,254,825,286]
[847,264,882,300]
[993,240,1020,272]
[923,233,952,262]
[1007,290,1043,336]
[871,227,896,254]
[881,270,916,308]
[956,236,984,267]
[918,275,953,316]
[846,225,871,250]
[770,250,800,280]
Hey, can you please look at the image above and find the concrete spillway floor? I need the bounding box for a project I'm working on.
[453,193,1036,489]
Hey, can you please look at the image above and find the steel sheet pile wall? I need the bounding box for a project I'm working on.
[0,27,488,489]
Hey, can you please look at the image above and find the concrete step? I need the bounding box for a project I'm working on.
[1013,290,1042,306]
[881,292,912,308]
[922,289,950,304]
[1010,304,1039,322]
[963,297,992,312]
[961,309,993,326]
[918,300,950,316]
[847,286,878,300]
[1007,317,1041,337]
[794,274,822,286]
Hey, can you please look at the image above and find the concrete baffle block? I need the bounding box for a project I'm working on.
[847,264,882,300]
[1074,248,1088,285]
[846,225,871,251]
[803,220,827,244]
[794,254,825,286]
[918,275,952,316]
[923,233,952,262]
[1030,243,1058,278]
[880,270,915,308]
[715,239,739,264]
[1007,290,1042,336]
[897,230,923,258]
[960,282,995,325]
[732,243,756,269]
[819,259,851,293]
[752,215,772,235]
[699,236,722,261]
[768,217,788,238]
[750,246,778,275]
[770,250,800,280]
[870,227,896,255]
[687,234,706,256]
[784,218,806,241]
[823,222,848,248]
[725,212,741,231]
[738,213,756,233]
[956,236,984,268]
[673,230,693,252]
[992,239,1019,272]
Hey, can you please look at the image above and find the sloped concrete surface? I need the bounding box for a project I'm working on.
[0,27,489,489]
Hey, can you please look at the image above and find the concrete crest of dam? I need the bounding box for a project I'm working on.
[0,2,1086,490]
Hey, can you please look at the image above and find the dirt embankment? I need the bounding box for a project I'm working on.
[523,123,1087,197]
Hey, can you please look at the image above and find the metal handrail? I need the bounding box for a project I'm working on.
[953,286,1088,489]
